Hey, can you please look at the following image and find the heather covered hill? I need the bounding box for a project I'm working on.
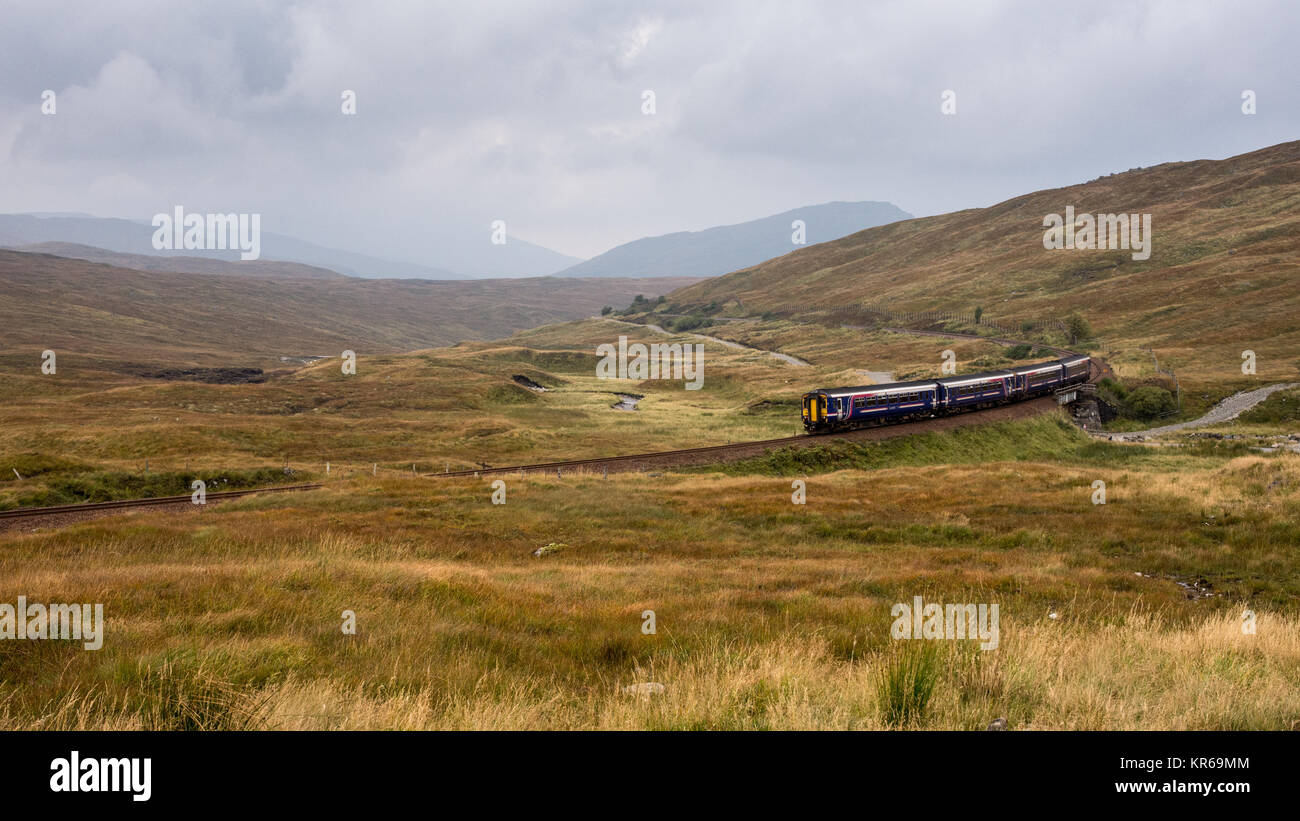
[665,141,1300,383]
[11,242,349,279]
[0,250,696,366]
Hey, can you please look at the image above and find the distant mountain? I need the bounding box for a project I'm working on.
[13,242,348,280]
[431,237,583,279]
[553,201,912,279]
[0,213,582,279]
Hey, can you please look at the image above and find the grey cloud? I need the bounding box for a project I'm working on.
[0,0,1296,265]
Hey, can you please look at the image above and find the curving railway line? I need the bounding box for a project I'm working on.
[1,326,1103,521]
[428,395,1060,478]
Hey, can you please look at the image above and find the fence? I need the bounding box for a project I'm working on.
[1144,347,1183,412]
[857,303,1070,341]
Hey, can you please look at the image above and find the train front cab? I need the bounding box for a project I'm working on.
[802,392,829,431]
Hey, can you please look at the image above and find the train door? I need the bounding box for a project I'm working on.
[803,394,827,427]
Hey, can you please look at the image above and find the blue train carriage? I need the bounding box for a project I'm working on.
[1009,360,1065,396]
[935,369,1014,411]
[1059,354,1091,386]
[802,379,939,432]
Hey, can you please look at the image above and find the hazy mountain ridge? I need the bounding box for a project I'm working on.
[0,213,581,279]
[554,201,912,278]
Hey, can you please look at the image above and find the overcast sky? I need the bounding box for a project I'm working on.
[1,0,1296,264]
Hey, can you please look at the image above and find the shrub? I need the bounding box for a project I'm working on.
[668,315,708,332]
[1065,313,1094,344]
[1127,385,1175,418]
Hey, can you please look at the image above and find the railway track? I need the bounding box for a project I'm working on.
[431,328,1098,479]
[0,483,324,522]
[429,395,1061,478]
[430,436,810,478]
[2,336,1101,516]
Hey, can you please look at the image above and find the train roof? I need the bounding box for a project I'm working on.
[1009,360,1064,374]
[806,356,1088,396]
[813,378,939,396]
[935,369,1014,386]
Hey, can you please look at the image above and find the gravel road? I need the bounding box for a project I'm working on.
[615,319,810,366]
[1112,382,1298,440]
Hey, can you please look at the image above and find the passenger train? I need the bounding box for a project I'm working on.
[801,354,1091,433]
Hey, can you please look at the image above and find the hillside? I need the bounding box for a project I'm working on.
[554,201,911,278]
[10,242,349,280]
[665,141,1300,384]
[0,250,696,366]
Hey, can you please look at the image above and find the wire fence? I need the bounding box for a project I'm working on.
[857,303,1070,341]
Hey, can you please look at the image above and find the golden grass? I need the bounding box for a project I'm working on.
[6,611,1294,730]
[1,438,1297,730]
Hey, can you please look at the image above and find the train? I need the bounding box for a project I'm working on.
[801,354,1091,433]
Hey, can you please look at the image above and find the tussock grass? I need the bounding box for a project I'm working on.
[876,642,942,727]
[5,611,1294,730]
[1,433,1298,729]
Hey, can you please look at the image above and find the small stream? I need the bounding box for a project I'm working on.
[611,394,642,411]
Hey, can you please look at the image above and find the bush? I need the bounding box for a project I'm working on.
[1127,385,1175,418]
[1065,312,1094,344]
[1098,377,1126,398]
[600,305,613,316]
[667,315,708,332]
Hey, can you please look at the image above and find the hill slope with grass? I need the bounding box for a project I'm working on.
[665,140,1300,385]
[0,250,698,366]
[11,242,349,280]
